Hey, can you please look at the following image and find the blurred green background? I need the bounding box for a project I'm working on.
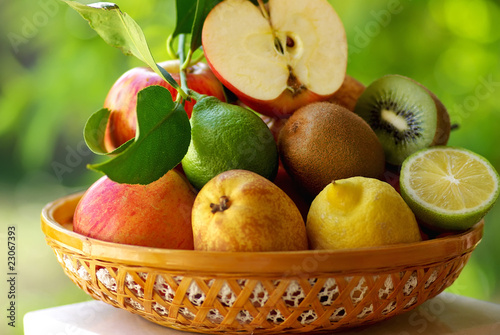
[1,0,499,334]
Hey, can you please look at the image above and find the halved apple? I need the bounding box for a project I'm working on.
[202,0,348,118]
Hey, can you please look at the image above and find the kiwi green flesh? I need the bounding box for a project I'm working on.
[354,75,438,166]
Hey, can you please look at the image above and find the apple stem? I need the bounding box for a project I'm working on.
[210,196,230,213]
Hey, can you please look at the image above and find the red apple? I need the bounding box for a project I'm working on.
[202,0,348,118]
[260,115,288,144]
[103,60,226,151]
[73,169,196,249]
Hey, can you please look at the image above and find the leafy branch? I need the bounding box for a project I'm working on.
[61,0,224,184]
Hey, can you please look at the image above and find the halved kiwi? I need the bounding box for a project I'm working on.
[354,74,450,166]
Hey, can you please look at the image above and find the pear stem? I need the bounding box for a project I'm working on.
[210,196,230,213]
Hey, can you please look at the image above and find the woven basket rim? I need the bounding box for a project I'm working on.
[41,192,483,276]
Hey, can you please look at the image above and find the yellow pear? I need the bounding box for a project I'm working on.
[192,169,308,251]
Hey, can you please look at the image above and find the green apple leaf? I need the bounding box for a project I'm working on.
[87,85,191,184]
[189,0,222,52]
[83,108,110,155]
[83,107,132,155]
[170,0,222,54]
[62,0,179,91]
[172,0,197,37]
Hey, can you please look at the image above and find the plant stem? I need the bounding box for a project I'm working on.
[176,35,205,103]
[166,34,177,60]
[177,34,190,102]
[181,49,193,73]
[189,51,205,66]
[188,89,205,102]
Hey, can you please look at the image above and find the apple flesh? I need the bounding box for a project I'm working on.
[202,0,348,118]
[103,60,226,151]
[73,169,196,249]
[192,169,308,252]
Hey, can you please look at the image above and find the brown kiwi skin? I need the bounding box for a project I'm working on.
[278,102,386,197]
[391,75,450,148]
[262,76,365,144]
[328,75,366,111]
[417,82,451,146]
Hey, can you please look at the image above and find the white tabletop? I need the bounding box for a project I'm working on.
[24,292,500,335]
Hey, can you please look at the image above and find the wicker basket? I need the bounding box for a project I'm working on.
[41,192,483,334]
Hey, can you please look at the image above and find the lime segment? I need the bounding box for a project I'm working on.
[400,146,499,230]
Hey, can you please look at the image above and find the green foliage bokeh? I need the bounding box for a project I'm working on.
[0,1,499,334]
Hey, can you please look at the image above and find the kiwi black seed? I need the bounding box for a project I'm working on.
[353,74,450,166]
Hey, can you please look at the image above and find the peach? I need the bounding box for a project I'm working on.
[73,169,196,249]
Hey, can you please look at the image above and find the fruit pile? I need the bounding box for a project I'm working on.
[67,0,499,252]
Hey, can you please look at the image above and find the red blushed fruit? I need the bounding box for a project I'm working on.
[273,165,312,221]
[103,60,226,151]
[418,226,430,241]
[201,0,348,118]
[260,114,288,144]
[73,169,197,249]
[209,65,337,118]
[381,166,401,193]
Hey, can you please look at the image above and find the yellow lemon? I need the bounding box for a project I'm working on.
[307,177,421,250]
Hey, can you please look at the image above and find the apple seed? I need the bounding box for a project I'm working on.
[274,37,285,55]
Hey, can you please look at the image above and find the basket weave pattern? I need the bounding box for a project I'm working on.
[47,238,470,334]
[42,194,481,334]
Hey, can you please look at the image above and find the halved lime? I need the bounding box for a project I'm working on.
[400,146,499,231]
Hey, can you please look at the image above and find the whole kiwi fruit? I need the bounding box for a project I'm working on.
[278,102,385,197]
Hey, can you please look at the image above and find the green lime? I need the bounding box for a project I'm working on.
[181,96,279,189]
[400,146,500,231]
